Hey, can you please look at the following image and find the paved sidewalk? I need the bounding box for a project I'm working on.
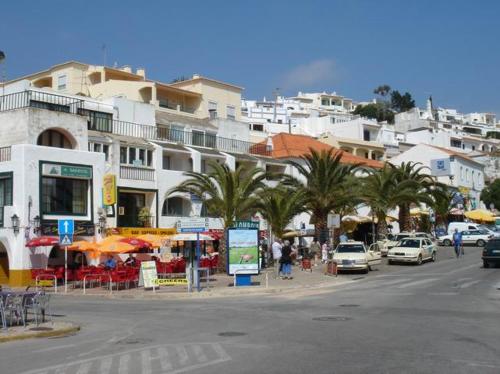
[0,321,80,343]
[56,261,348,300]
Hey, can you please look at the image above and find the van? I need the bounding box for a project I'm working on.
[447,222,480,235]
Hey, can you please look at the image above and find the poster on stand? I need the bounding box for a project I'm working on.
[227,228,259,275]
[139,261,158,288]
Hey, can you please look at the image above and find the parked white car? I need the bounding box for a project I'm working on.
[439,229,493,247]
[333,241,381,273]
[379,232,434,256]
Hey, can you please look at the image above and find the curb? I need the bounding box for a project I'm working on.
[0,322,80,343]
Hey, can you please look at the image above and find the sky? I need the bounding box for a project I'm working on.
[1,0,499,115]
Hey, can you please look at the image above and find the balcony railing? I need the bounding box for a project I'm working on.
[0,147,11,162]
[120,165,155,181]
[0,90,85,115]
[103,120,272,157]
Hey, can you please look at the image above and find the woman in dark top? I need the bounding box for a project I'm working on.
[280,240,293,279]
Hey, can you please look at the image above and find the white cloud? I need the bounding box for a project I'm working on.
[281,59,337,92]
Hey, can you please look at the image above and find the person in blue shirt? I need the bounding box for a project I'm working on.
[104,255,117,269]
[452,229,463,259]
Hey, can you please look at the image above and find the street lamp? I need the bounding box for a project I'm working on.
[32,215,41,235]
[11,214,19,234]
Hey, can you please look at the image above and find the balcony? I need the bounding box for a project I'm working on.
[120,165,155,181]
[0,90,84,115]
[0,147,11,162]
[105,120,272,157]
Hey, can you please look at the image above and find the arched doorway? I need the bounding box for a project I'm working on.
[37,129,75,149]
[0,241,10,285]
[162,197,191,217]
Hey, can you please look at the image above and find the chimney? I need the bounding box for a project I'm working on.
[136,67,146,79]
[266,136,274,152]
[121,65,132,73]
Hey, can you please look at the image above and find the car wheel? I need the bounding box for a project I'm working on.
[431,252,437,262]
[416,255,423,265]
[443,239,452,246]
[483,260,489,268]
[477,239,485,247]
[388,260,394,265]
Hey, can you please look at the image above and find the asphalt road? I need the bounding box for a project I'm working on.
[1,246,499,374]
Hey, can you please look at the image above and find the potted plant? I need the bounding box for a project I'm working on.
[138,207,152,227]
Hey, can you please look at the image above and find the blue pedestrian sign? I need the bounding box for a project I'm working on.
[59,234,73,246]
[58,219,74,236]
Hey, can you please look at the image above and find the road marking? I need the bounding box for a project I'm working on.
[192,344,208,363]
[75,362,92,374]
[156,346,173,371]
[176,345,189,365]
[141,349,152,374]
[99,357,113,374]
[118,354,130,374]
[397,278,439,289]
[33,344,76,353]
[458,280,481,289]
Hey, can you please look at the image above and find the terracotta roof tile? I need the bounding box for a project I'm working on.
[256,133,384,168]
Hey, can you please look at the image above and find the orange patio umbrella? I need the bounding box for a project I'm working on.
[136,234,167,248]
[95,240,136,254]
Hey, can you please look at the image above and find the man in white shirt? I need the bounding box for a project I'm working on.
[271,239,283,278]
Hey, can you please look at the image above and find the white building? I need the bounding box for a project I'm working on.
[389,144,486,210]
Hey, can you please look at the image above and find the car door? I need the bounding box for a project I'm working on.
[423,239,433,259]
[466,230,480,244]
[461,231,471,244]
[367,243,382,266]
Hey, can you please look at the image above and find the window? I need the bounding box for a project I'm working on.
[162,155,171,170]
[37,130,72,149]
[208,101,218,119]
[472,145,475,151]
[147,150,153,167]
[120,147,127,164]
[252,124,264,132]
[321,99,329,106]
[170,125,185,142]
[0,173,13,207]
[42,177,88,215]
[57,75,67,90]
[89,142,110,161]
[450,139,461,148]
[206,132,217,148]
[129,148,136,164]
[162,197,189,216]
[226,105,236,120]
[78,109,113,132]
[363,130,370,141]
[120,146,153,166]
[192,130,205,146]
[277,119,282,124]
[159,98,169,109]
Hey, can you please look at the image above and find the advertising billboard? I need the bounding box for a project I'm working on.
[430,158,451,176]
[227,228,259,275]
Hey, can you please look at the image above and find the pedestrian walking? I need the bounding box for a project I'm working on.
[281,240,293,279]
[310,238,321,266]
[272,238,283,278]
[321,242,329,264]
[452,229,463,259]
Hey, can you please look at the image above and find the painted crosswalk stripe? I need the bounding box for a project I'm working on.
[75,362,92,374]
[192,344,208,363]
[397,278,438,289]
[176,345,189,365]
[99,357,113,374]
[118,354,130,374]
[156,347,173,371]
[141,349,152,374]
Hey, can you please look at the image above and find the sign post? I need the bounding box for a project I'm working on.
[58,219,74,293]
[176,218,209,293]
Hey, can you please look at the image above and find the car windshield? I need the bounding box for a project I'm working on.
[398,239,421,248]
[336,245,365,253]
[395,234,410,241]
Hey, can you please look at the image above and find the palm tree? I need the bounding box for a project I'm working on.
[285,148,360,243]
[255,186,307,240]
[167,161,267,272]
[392,162,439,231]
[430,185,453,228]
[361,164,430,237]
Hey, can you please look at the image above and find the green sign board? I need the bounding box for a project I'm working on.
[233,220,259,229]
[42,164,92,179]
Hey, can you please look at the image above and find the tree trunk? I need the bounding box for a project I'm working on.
[217,229,227,273]
[377,216,388,238]
[399,204,412,232]
[315,215,329,244]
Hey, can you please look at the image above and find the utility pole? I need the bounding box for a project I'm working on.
[273,88,279,123]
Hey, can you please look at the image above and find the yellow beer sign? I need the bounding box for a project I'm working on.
[103,174,117,205]
[108,227,177,237]
[155,278,188,286]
